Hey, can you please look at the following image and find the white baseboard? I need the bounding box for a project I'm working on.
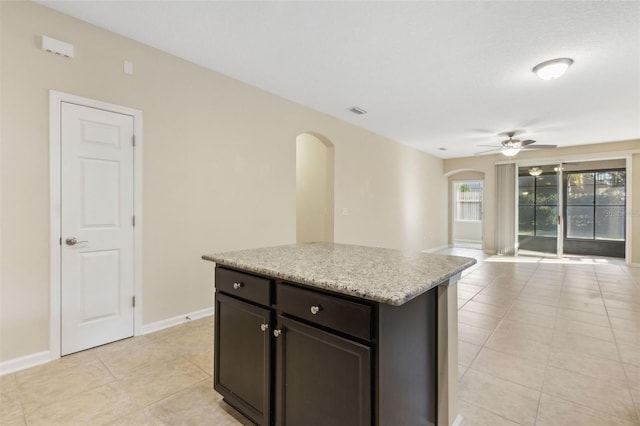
[422,244,451,253]
[1,307,215,376]
[0,350,53,376]
[141,306,214,335]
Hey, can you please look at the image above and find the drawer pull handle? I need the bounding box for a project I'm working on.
[260,323,269,332]
[273,329,283,337]
[310,305,322,315]
[233,282,243,290]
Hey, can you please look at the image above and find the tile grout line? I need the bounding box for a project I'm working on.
[457,397,529,426]
[533,264,566,426]
[525,261,553,425]
[449,249,639,425]
[456,251,490,382]
[465,258,545,425]
[596,264,640,425]
[540,391,636,424]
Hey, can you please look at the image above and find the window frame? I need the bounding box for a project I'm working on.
[564,169,626,242]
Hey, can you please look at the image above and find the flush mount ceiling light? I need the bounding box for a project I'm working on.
[532,58,573,80]
[528,166,543,176]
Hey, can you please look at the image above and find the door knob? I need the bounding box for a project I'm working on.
[65,237,88,246]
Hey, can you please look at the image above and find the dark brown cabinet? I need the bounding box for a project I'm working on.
[274,315,371,426]
[214,292,271,425]
[214,265,439,426]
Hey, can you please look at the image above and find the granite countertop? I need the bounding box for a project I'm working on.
[202,243,476,306]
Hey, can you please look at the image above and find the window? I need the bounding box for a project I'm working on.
[455,182,483,222]
[566,170,625,241]
[518,173,558,237]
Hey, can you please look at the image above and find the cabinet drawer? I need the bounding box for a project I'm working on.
[277,283,372,341]
[216,267,271,306]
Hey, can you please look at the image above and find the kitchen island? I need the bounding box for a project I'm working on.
[203,243,476,426]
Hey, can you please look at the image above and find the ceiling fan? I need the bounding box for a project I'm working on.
[475,131,557,157]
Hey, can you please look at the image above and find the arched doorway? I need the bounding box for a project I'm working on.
[296,133,334,243]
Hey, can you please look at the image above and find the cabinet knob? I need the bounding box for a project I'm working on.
[273,329,283,337]
[233,282,243,290]
[310,305,322,315]
[260,323,269,332]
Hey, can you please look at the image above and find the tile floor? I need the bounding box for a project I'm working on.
[1,319,250,425]
[1,248,639,425]
[444,248,640,426]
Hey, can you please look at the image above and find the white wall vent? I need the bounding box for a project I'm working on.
[42,36,74,58]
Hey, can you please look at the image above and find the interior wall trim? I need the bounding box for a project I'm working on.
[0,351,52,376]
[0,306,215,376]
[422,244,451,253]
[141,307,215,335]
[495,148,639,166]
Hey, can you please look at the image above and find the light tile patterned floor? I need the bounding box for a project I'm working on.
[444,248,640,426]
[1,248,639,425]
[1,318,251,425]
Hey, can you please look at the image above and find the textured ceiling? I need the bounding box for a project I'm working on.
[37,1,640,159]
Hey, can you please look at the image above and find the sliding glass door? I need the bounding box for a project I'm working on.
[564,170,626,257]
[517,162,627,259]
[517,165,562,256]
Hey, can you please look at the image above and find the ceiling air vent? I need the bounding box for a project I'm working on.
[348,106,367,115]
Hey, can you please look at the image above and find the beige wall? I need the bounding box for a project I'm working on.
[334,134,448,251]
[0,2,448,362]
[296,133,334,243]
[633,153,640,264]
[444,140,640,261]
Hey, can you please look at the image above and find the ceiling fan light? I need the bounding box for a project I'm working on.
[533,58,573,80]
[528,166,543,176]
[502,147,520,157]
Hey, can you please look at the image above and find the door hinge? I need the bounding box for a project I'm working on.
[132,135,136,147]
[132,296,136,307]
[132,215,136,226]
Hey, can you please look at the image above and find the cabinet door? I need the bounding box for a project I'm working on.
[275,316,371,426]
[215,293,271,425]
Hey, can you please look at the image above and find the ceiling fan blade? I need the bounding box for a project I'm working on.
[476,144,502,148]
[522,144,557,150]
[520,139,536,146]
[474,148,502,155]
[498,130,524,138]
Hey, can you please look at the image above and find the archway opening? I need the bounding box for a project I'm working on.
[447,170,485,250]
[296,133,334,243]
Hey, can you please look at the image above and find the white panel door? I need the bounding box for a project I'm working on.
[61,102,135,355]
